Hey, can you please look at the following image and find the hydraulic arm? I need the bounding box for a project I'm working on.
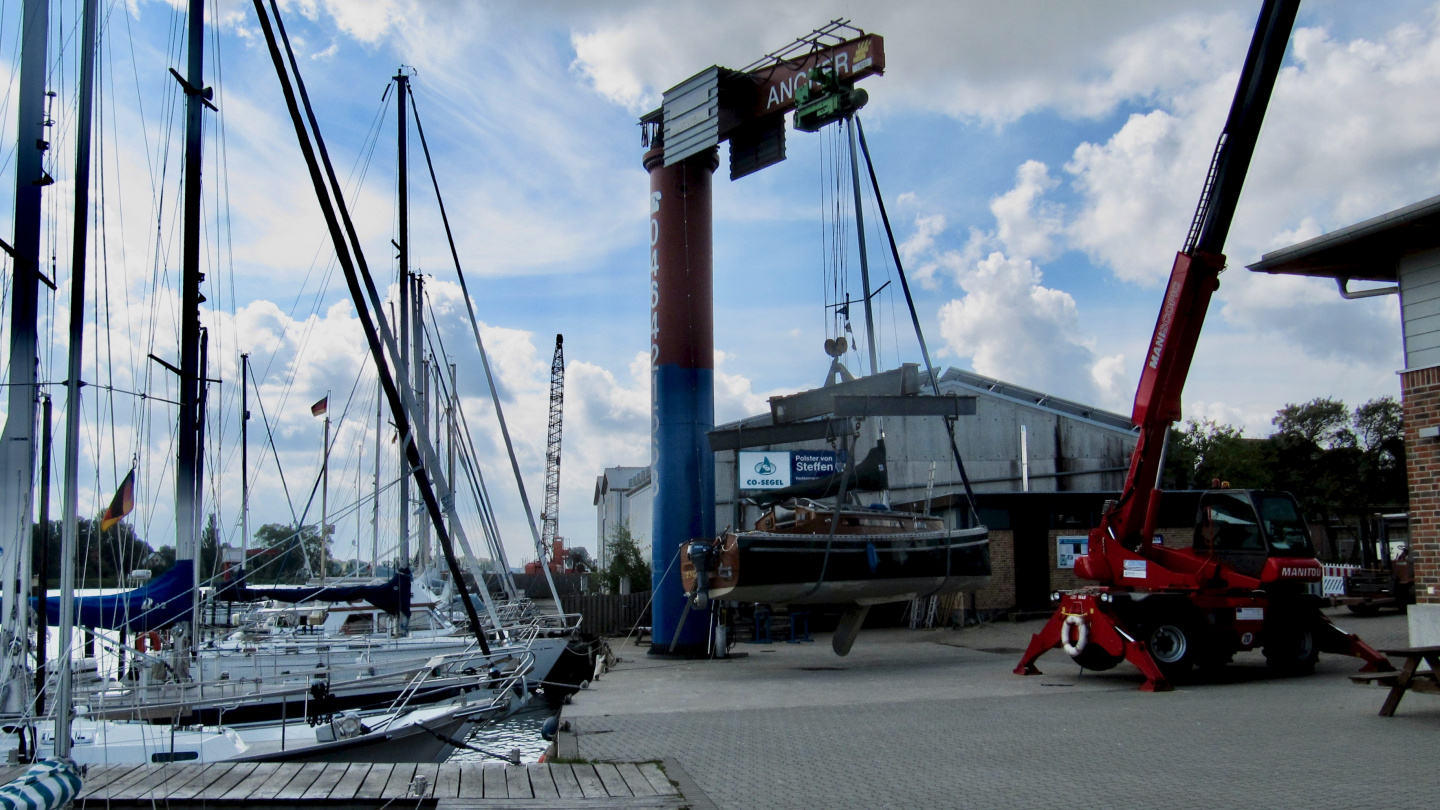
[1091,0,1298,564]
[1014,0,1391,690]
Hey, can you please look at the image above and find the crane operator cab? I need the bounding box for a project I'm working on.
[1193,490,1322,586]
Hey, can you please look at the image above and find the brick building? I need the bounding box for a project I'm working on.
[1250,193,1440,644]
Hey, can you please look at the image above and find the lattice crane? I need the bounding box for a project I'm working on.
[539,335,565,569]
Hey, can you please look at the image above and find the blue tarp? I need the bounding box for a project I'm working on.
[38,560,194,632]
[214,568,410,617]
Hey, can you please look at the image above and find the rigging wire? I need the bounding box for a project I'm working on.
[854,115,981,524]
[419,291,508,572]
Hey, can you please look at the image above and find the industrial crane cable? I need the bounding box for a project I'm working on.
[853,116,981,527]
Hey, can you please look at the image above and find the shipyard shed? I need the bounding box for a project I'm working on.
[595,365,1145,609]
[710,364,1140,535]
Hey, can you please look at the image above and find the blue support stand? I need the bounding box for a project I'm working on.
[788,610,813,643]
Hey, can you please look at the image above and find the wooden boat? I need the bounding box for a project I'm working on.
[683,499,989,608]
[681,444,991,656]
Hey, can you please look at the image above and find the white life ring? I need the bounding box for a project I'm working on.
[1061,614,1089,657]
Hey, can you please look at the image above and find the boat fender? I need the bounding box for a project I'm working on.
[865,542,879,573]
[1061,614,1088,657]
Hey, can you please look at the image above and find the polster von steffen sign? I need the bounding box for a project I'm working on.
[737,450,846,491]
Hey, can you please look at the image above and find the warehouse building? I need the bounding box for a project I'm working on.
[598,364,1150,613]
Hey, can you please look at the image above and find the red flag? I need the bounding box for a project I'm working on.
[311,396,328,417]
[99,469,135,532]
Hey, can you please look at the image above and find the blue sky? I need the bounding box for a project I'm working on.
[1,0,1437,566]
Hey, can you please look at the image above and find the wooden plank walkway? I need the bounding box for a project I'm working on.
[68,761,686,807]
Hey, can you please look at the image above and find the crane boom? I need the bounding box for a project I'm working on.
[1093,0,1300,559]
[540,335,565,559]
[1016,0,1392,691]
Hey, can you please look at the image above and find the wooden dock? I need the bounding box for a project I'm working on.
[0,761,691,808]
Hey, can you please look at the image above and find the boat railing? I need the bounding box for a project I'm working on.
[76,661,431,721]
[380,647,535,726]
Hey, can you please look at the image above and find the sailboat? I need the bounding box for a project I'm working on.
[683,440,990,609]
[0,0,534,769]
[679,113,992,656]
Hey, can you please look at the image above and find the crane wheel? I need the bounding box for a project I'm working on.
[1143,615,1199,681]
[1071,644,1123,672]
[1263,621,1318,674]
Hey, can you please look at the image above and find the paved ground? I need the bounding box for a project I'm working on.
[562,609,1438,810]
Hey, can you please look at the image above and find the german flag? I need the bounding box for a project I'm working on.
[99,468,135,532]
[311,396,328,417]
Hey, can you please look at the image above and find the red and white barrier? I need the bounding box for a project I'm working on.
[1322,564,1358,597]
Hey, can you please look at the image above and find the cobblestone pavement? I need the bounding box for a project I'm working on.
[566,610,1438,810]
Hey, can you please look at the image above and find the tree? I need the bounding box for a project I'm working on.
[1272,397,1356,449]
[1354,396,1402,454]
[1163,419,1270,490]
[603,522,651,594]
[1353,396,1406,506]
[32,518,162,587]
[251,522,332,583]
[200,512,221,586]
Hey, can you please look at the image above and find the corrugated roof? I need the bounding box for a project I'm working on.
[711,366,1135,434]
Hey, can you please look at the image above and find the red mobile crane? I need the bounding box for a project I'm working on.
[1013,0,1392,691]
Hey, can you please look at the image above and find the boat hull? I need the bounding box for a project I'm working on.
[686,519,991,607]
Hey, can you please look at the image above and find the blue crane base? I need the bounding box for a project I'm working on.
[649,363,714,656]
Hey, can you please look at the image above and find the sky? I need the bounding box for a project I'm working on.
[0,0,1436,569]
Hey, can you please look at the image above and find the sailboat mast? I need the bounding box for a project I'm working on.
[846,118,878,376]
[54,0,101,759]
[241,353,250,558]
[33,396,51,716]
[372,379,381,573]
[416,281,428,572]
[321,407,329,581]
[0,0,50,718]
[448,364,456,541]
[394,68,411,635]
[175,0,209,645]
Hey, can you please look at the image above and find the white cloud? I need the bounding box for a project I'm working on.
[566,0,1255,122]
[990,160,1064,262]
[898,213,947,289]
[937,251,1106,404]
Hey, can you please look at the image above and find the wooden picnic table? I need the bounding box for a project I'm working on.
[1355,646,1440,717]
